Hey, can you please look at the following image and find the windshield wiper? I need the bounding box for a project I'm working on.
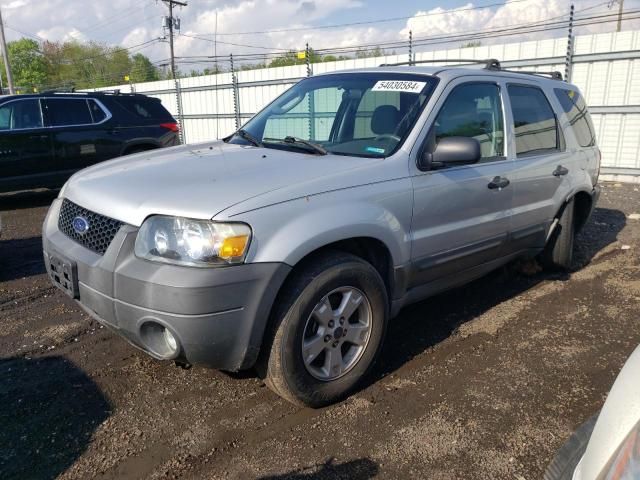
[235,129,263,147]
[264,136,328,155]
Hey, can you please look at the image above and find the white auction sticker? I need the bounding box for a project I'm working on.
[371,80,426,93]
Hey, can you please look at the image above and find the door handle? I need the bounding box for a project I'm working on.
[488,176,510,190]
[553,165,569,177]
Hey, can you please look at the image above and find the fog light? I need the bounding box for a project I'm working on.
[139,320,181,359]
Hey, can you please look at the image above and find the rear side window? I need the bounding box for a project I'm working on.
[115,97,172,121]
[46,99,93,126]
[508,85,559,156]
[554,89,596,147]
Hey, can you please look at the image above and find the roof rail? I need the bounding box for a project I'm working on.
[499,69,564,80]
[378,58,564,81]
[379,58,501,70]
[40,88,76,94]
[40,89,146,97]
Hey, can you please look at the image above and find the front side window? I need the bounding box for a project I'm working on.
[45,99,93,127]
[433,83,505,161]
[0,99,43,130]
[232,73,438,157]
[554,88,596,147]
[508,85,559,156]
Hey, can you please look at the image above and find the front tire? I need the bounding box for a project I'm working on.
[259,251,388,408]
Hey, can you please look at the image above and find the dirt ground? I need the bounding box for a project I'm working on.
[0,182,639,480]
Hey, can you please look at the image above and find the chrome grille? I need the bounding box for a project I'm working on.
[58,199,123,255]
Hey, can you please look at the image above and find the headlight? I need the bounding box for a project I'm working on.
[598,419,640,480]
[134,216,251,267]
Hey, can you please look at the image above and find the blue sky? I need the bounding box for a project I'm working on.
[320,0,475,25]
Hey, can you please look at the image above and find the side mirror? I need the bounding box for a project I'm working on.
[418,136,481,171]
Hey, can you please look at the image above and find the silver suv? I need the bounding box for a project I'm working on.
[43,60,600,407]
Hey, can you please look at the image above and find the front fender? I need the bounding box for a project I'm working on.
[232,182,413,268]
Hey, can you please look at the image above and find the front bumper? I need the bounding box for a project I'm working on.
[42,198,291,371]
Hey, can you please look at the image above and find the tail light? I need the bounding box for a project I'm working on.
[160,122,180,133]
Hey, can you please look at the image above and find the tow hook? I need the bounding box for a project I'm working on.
[174,360,192,370]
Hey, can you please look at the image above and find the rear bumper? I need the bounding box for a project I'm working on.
[42,198,291,371]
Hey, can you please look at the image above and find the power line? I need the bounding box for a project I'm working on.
[78,4,150,34]
[4,24,46,43]
[158,7,640,68]
[180,32,292,51]
[179,0,612,61]
[193,0,536,37]
[158,5,626,63]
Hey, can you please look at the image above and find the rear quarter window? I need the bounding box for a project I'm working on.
[113,97,173,122]
[88,100,108,123]
[554,88,596,147]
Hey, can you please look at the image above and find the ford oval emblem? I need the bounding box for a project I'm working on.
[72,216,90,235]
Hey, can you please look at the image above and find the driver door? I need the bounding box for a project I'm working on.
[408,80,516,291]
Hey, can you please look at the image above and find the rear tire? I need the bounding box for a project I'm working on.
[258,251,388,408]
[541,198,575,271]
[544,415,597,480]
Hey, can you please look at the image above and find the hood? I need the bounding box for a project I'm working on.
[62,141,383,226]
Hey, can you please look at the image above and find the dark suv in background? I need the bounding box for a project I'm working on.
[0,92,180,193]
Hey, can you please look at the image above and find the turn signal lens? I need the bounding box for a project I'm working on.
[219,235,249,259]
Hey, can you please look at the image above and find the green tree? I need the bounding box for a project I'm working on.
[321,54,351,62]
[355,47,385,59]
[268,49,322,68]
[130,53,159,83]
[203,65,224,75]
[0,38,48,91]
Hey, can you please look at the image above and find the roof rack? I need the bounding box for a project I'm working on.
[379,58,564,81]
[40,89,145,97]
[40,88,76,94]
[499,69,564,80]
[379,58,502,70]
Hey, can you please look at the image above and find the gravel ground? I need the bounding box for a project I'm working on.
[0,183,639,480]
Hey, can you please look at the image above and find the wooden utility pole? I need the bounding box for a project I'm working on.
[617,0,624,32]
[0,7,15,94]
[162,0,187,80]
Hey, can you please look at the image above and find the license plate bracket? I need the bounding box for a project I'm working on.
[47,253,79,299]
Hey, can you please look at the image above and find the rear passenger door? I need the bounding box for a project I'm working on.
[506,83,575,252]
[43,97,120,173]
[409,80,516,289]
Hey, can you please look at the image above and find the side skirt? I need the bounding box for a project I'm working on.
[390,248,542,317]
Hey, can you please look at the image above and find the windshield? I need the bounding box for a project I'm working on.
[229,73,438,158]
